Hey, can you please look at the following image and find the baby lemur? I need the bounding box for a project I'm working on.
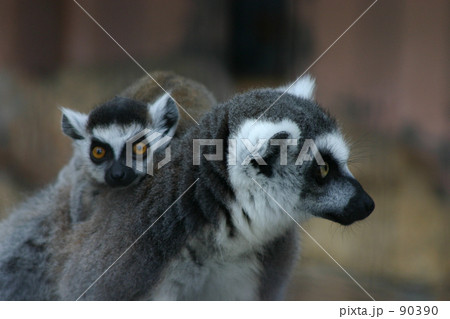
[62,71,216,223]
[0,72,216,300]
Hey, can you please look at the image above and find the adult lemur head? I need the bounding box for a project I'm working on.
[194,76,374,241]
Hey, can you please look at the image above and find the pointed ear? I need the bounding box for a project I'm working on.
[60,107,88,140]
[148,93,179,137]
[250,131,293,177]
[277,74,316,100]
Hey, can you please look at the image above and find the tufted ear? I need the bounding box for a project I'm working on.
[276,74,316,100]
[148,93,179,137]
[60,107,88,140]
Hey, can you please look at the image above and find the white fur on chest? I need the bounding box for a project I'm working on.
[149,246,261,300]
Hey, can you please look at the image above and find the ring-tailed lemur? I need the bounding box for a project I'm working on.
[62,71,216,223]
[62,94,179,222]
[57,76,374,300]
[0,72,216,300]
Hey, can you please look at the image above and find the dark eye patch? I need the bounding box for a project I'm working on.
[307,151,340,184]
[90,139,113,164]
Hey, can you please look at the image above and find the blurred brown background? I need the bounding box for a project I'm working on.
[0,0,448,300]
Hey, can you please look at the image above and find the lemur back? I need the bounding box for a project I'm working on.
[0,161,74,300]
[120,71,216,135]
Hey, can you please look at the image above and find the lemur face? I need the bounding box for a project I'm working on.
[227,77,374,226]
[295,133,374,225]
[61,94,178,188]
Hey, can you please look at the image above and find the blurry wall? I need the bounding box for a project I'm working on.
[1,0,447,153]
[303,0,449,156]
[0,0,228,73]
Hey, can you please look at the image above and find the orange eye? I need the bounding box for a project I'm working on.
[319,162,329,178]
[92,146,106,159]
[133,142,148,155]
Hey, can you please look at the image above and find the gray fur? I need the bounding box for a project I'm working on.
[0,162,73,300]
[258,228,300,300]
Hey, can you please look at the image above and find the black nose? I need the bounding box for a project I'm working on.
[317,178,375,226]
[111,164,125,180]
[105,161,137,187]
[344,189,375,223]
[364,195,375,213]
